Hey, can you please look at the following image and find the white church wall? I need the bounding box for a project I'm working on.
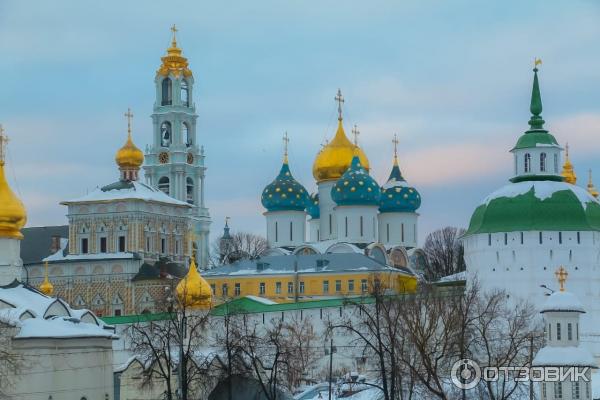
[308,218,320,242]
[318,181,337,241]
[334,206,378,244]
[265,210,306,248]
[0,238,22,285]
[378,212,418,248]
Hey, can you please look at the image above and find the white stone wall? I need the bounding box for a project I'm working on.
[0,238,22,285]
[378,212,418,248]
[334,205,378,244]
[308,218,320,242]
[318,181,337,241]
[265,210,307,247]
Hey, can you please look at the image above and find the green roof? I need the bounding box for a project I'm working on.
[210,296,375,316]
[465,182,600,235]
[511,130,559,151]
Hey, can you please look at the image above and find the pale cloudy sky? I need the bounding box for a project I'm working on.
[1,0,599,244]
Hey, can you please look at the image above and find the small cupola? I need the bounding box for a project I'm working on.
[380,136,421,213]
[331,151,380,207]
[115,108,144,181]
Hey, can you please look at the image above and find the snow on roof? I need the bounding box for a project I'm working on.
[62,181,191,207]
[44,250,136,263]
[533,345,597,368]
[0,281,116,340]
[483,180,598,209]
[245,295,278,305]
[438,271,466,282]
[540,291,586,314]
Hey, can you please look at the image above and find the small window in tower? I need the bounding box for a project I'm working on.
[180,79,189,107]
[183,122,191,146]
[158,177,170,195]
[186,177,194,204]
[161,78,172,106]
[81,238,89,254]
[100,237,107,253]
[146,236,151,252]
[524,153,531,173]
[160,122,172,147]
[540,152,547,172]
[161,238,166,254]
[118,236,126,252]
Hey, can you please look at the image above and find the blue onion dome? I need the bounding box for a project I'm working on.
[332,153,380,206]
[261,159,308,212]
[380,158,421,212]
[306,193,320,219]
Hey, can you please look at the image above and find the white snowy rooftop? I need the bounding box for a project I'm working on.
[62,180,191,207]
[540,290,586,314]
[0,281,117,340]
[533,345,597,368]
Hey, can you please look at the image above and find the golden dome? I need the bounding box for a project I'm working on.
[39,262,54,296]
[157,25,192,78]
[176,257,212,309]
[561,143,577,184]
[588,170,599,199]
[312,119,370,182]
[115,131,144,169]
[0,130,27,240]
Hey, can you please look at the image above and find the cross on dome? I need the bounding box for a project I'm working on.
[352,125,360,146]
[0,124,8,165]
[282,132,290,161]
[392,134,399,160]
[555,266,568,292]
[124,108,134,135]
[335,89,344,121]
[170,24,178,47]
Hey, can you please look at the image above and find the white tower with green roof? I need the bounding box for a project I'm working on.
[463,66,600,353]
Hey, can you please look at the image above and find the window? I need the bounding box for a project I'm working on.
[118,236,126,252]
[161,238,166,254]
[287,282,293,294]
[186,177,194,204]
[299,281,305,294]
[554,153,559,172]
[568,323,572,340]
[549,323,552,340]
[323,280,329,294]
[524,153,531,172]
[222,284,228,297]
[275,282,282,294]
[572,381,579,399]
[488,234,492,246]
[161,78,172,105]
[335,280,342,292]
[289,221,293,241]
[146,236,151,252]
[554,382,562,399]
[259,282,266,295]
[542,382,546,399]
[160,121,172,147]
[158,177,170,195]
[386,224,390,242]
[586,381,590,399]
[360,216,363,237]
[100,237,107,253]
[520,232,524,244]
[361,279,368,293]
[175,240,179,255]
[183,122,191,146]
[210,284,216,295]
[180,79,189,106]
[540,152,547,172]
[539,232,543,244]
[329,214,332,235]
[345,217,348,237]
[234,283,240,296]
[577,231,581,244]
[114,309,121,316]
[559,232,562,244]
[557,323,561,340]
[504,233,507,245]
[81,238,89,254]
[275,221,278,242]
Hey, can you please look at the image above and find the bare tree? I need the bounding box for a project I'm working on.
[126,284,213,400]
[423,226,466,281]
[210,231,269,267]
[0,323,23,399]
[280,315,319,390]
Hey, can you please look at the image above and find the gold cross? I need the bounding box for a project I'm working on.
[351,125,360,146]
[282,132,290,157]
[392,134,399,159]
[124,108,134,135]
[225,216,231,226]
[555,266,568,292]
[335,89,344,120]
[0,124,9,165]
[171,24,178,46]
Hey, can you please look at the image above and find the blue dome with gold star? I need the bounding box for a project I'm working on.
[332,154,380,206]
[261,160,308,212]
[380,161,421,213]
[306,193,320,219]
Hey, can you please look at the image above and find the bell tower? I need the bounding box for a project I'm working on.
[143,26,211,268]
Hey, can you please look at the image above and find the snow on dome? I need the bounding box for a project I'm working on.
[62,181,190,207]
[483,180,597,208]
[540,290,586,314]
[0,281,116,340]
[533,346,597,368]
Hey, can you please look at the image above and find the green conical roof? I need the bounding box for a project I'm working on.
[528,68,545,129]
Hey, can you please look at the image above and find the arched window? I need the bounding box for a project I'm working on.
[186,177,194,204]
[540,152,547,172]
[158,177,170,195]
[160,122,172,147]
[554,153,559,172]
[180,80,189,107]
[524,153,531,173]
[161,78,172,106]
[183,122,191,146]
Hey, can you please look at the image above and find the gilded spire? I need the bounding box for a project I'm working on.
[561,143,577,184]
[392,134,399,166]
[528,60,545,130]
[39,261,54,296]
[157,25,192,78]
[0,125,27,240]
[282,132,289,164]
[555,266,568,292]
[587,169,599,198]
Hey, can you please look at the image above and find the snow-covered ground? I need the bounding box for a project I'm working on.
[295,385,382,400]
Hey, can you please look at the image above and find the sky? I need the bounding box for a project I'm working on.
[1,0,599,246]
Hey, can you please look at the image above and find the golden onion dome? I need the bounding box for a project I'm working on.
[157,25,192,78]
[176,257,212,309]
[0,146,27,240]
[561,143,577,184]
[115,131,144,169]
[39,263,54,296]
[588,170,599,199]
[312,119,370,182]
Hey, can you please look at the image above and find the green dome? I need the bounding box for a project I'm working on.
[465,181,600,235]
[261,161,308,212]
[512,130,559,150]
[331,154,380,206]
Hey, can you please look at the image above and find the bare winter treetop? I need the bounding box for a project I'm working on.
[211,231,269,267]
[423,226,466,281]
